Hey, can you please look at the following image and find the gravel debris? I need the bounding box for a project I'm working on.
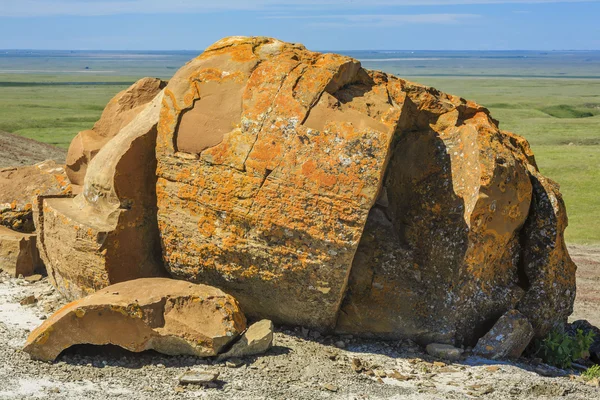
[1,271,600,399]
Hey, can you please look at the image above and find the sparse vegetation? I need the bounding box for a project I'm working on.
[583,364,600,381]
[532,329,595,369]
[540,104,596,119]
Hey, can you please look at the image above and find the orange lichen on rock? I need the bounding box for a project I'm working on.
[156,37,401,329]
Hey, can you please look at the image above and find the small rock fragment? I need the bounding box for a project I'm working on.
[226,358,244,368]
[474,310,534,359]
[19,295,37,306]
[335,340,346,349]
[351,358,364,373]
[426,343,463,361]
[217,319,273,360]
[322,383,338,392]
[389,371,413,381]
[374,369,387,378]
[24,274,43,283]
[179,370,219,385]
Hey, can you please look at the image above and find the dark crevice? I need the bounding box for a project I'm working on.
[467,312,505,348]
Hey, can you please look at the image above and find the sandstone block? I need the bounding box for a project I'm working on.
[35,91,166,299]
[23,278,246,361]
[156,37,399,329]
[0,226,42,277]
[0,161,72,233]
[474,310,534,359]
[66,77,166,185]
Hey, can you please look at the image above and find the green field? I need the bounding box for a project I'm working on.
[0,74,598,244]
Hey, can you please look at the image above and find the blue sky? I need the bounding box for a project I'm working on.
[0,0,598,50]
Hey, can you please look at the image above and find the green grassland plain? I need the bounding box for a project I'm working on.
[0,73,598,244]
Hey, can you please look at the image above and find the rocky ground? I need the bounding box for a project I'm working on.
[0,244,598,400]
[0,131,66,169]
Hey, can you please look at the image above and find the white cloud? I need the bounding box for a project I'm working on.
[264,13,481,26]
[0,0,597,17]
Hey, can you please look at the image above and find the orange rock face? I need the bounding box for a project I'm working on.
[154,37,575,341]
[66,77,166,186]
[156,37,400,329]
[0,161,72,233]
[24,278,246,361]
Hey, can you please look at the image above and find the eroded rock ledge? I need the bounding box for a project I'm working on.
[32,36,575,348]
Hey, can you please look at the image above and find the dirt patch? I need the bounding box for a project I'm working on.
[0,131,67,169]
[569,244,600,327]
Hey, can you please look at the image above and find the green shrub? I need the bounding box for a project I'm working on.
[583,365,600,381]
[532,329,595,369]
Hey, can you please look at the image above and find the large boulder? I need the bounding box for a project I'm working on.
[156,37,398,329]
[35,91,166,299]
[0,161,72,233]
[154,36,575,342]
[66,77,166,186]
[24,278,247,361]
[34,36,575,347]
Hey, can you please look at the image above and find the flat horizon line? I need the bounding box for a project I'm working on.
[1,49,600,52]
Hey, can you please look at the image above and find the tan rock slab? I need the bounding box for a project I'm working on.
[0,226,42,277]
[66,77,166,185]
[36,91,167,299]
[0,160,71,233]
[426,344,464,361]
[218,319,274,360]
[179,370,219,385]
[23,278,247,361]
[474,310,534,359]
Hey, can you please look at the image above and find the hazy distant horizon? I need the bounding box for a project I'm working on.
[2,49,599,79]
[3,49,600,52]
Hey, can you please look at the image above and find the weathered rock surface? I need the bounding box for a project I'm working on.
[156,37,404,329]
[66,77,166,186]
[474,310,534,359]
[19,36,576,348]
[218,319,274,360]
[0,161,71,233]
[154,36,575,343]
[426,344,464,361]
[0,226,42,277]
[35,90,166,299]
[23,278,246,361]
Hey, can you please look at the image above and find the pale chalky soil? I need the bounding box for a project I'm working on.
[1,268,599,400]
